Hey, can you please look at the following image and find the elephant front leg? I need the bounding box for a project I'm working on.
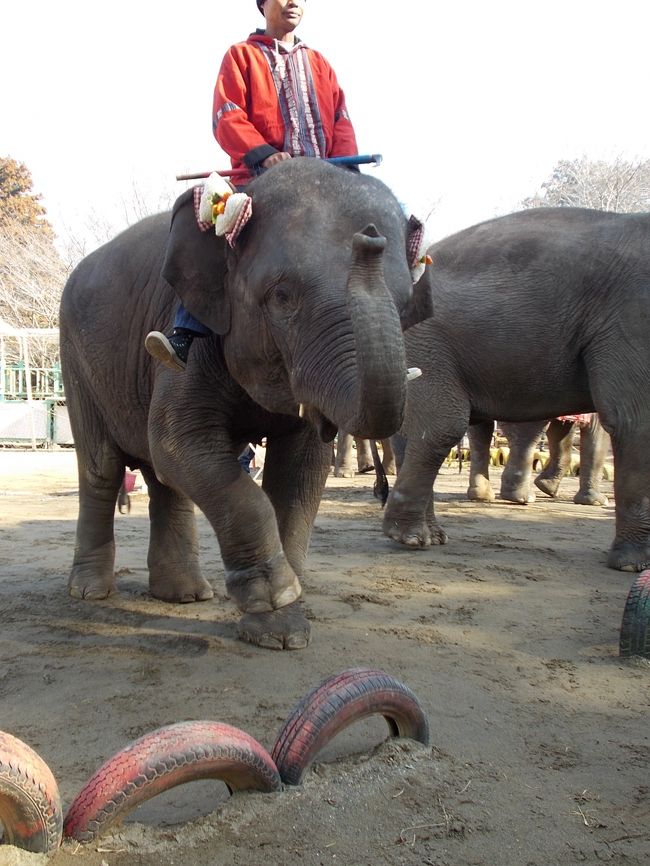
[261,427,332,578]
[176,455,310,650]
[534,419,574,497]
[333,432,356,477]
[383,443,449,547]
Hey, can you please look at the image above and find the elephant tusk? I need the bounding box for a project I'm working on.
[406,367,422,382]
[299,403,306,418]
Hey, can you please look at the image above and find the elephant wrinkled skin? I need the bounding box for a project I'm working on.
[60,159,430,649]
[383,207,650,571]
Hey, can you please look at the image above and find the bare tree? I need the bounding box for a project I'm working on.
[522,156,650,213]
[0,157,68,366]
[59,178,180,268]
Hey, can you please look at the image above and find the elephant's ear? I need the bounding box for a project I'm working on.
[161,189,231,335]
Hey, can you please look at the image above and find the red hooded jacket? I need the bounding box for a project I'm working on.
[213,32,358,184]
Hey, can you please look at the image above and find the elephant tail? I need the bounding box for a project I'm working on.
[371,440,389,506]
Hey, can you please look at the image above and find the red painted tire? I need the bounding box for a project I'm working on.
[271,668,430,785]
[0,731,63,853]
[63,721,281,843]
[620,570,650,658]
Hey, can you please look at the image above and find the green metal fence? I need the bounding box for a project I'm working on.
[1,362,64,401]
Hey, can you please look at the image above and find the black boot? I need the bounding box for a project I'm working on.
[145,328,197,371]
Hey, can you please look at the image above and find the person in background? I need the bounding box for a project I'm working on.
[238,444,256,474]
[145,0,358,371]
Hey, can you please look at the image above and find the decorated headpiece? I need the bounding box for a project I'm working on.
[196,173,253,248]
[406,215,433,283]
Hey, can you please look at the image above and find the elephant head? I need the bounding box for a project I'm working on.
[162,158,428,441]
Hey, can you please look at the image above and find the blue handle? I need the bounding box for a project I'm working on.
[326,154,383,167]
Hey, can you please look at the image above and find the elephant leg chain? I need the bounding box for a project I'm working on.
[225,549,301,613]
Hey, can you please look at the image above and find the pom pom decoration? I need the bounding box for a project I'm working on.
[198,172,253,248]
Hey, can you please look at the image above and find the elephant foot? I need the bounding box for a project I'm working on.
[68,569,115,600]
[467,480,495,502]
[534,475,561,498]
[225,552,302,614]
[357,463,374,474]
[383,461,397,476]
[607,541,650,572]
[149,570,214,603]
[238,601,311,650]
[383,515,448,548]
[500,489,536,504]
[334,468,355,478]
[574,488,608,507]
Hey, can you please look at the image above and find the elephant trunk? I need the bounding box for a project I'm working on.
[298,225,407,441]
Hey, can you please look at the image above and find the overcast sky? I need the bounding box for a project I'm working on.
[3,0,648,252]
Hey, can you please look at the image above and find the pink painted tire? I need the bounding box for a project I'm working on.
[620,570,650,658]
[271,668,430,785]
[0,730,63,853]
[63,721,281,842]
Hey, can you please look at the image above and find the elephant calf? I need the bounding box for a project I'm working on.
[59,159,431,650]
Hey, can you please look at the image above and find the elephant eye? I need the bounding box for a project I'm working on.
[270,285,290,306]
[264,282,299,327]
[265,284,294,314]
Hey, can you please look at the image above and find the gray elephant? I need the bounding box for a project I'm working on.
[467,415,610,505]
[60,158,430,650]
[382,206,650,571]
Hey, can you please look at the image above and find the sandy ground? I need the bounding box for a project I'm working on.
[1,448,649,866]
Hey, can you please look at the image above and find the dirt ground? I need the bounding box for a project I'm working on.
[1,448,649,866]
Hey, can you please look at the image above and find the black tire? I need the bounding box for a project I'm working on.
[63,721,281,842]
[271,668,430,785]
[620,570,650,658]
[0,730,63,853]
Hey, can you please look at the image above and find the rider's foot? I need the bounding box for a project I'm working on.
[145,329,195,371]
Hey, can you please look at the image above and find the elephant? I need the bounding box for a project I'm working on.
[467,415,610,506]
[59,158,432,650]
[333,433,396,478]
[382,206,650,572]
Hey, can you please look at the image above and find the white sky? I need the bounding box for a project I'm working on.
[2,0,649,253]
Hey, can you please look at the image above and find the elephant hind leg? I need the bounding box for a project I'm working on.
[69,441,124,600]
[500,420,547,504]
[603,419,650,571]
[574,417,609,506]
[467,421,495,502]
[140,466,213,602]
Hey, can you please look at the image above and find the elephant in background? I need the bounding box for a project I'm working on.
[60,158,432,650]
[333,434,396,478]
[467,415,610,506]
[382,206,650,571]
